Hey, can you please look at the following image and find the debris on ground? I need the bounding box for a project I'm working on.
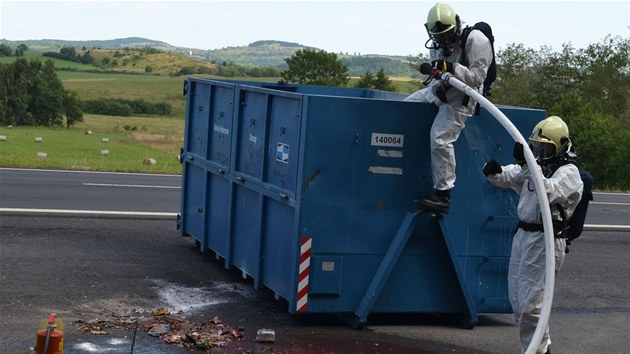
[152,307,170,316]
[74,315,139,335]
[149,314,244,350]
[74,310,245,351]
[255,328,276,343]
[147,323,170,337]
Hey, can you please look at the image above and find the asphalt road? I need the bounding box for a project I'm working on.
[1,168,629,353]
[1,168,628,228]
[0,168,180,214]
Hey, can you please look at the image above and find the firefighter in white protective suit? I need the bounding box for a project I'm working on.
[482,116,584,354]
[405,2,493,213]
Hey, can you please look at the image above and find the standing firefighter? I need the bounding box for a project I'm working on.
[405,2,493,214]
[482,116,584,354]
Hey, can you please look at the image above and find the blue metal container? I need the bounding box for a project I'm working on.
[178,78,545,327]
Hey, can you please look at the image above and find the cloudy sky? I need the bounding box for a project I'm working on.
[1,1,628,56]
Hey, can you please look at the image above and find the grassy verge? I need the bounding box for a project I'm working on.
[0,114,184,174]
[0,56,419,174]
[59,71,190,118]
[59,72,284,118]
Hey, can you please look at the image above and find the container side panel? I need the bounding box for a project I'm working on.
[207,173,231,258]
[298,96,436,255]
[231,185,261,278]
[181,162,206,244]
[307,231,467,313]
[208,86,234,168]
[262,197,297,300]
[265,95,302,194]
[235,91,268,180]
[186,81,210,158]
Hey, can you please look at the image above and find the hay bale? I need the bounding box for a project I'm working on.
[143,158,157,166]
[100,149,109,157]
[34,136,43,143]
[36,152,47,158]
[102,138,109,143]
[85,130,93,135]
[0,135,6,141]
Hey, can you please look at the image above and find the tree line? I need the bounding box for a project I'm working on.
[490,36,630,190]
[80,98,172,117]
[0,57,174,127]
[0,57,83,127]
[282,48,398,91]
[0,43,29,57]
[43,46,96,65]
[281,37,630,190]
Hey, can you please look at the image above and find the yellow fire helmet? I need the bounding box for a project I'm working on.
[529,116,573,159]
[425,3,460,49]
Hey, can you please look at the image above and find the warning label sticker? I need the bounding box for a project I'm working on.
[276,143,289,164]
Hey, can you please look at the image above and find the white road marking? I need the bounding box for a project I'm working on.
[584,224,630,231]
[0,167,180,177]
[590,202,630,206]
[83,183,180,189]
[0,208,177,217]
[594,192,630,196]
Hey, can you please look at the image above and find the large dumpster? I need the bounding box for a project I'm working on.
[178,78,546,327]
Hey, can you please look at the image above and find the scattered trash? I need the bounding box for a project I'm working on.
[75,312,245,351]
[152,307,170,316]
[195,341,210,350]
[150,315,245,350]
[163,334,184,343]
[75,315,138,334]
[255,328,275,343]
[147,323,170,337]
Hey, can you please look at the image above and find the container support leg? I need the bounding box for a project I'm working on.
[438,218,478,328]
[353,212,419,328]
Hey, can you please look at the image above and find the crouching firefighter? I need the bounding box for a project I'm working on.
[482,116,584,354]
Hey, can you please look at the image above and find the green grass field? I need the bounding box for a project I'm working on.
[0,115,184,174]
[59,71,190,117]
[0,52,96,70]
[1,53,417,174]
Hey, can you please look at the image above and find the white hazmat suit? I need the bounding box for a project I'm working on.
[405,26,493,191]
[487,162,583,353]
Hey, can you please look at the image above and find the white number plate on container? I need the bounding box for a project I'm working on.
[371,133,404,147]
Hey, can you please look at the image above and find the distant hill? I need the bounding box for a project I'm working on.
[204,40,419,77]
[2,37,423,77]
[204,40,317,67]
[6,37,176,52]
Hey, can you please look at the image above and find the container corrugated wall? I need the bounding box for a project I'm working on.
[179,78,545,327]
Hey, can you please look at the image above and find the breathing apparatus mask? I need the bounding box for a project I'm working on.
[424,3,460,57]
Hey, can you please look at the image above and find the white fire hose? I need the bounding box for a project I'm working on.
[425,67,555,354]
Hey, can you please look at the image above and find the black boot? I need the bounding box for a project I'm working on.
[419,189,451,214]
